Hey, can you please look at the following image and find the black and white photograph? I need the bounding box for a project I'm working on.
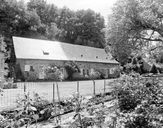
[1,0,163,127]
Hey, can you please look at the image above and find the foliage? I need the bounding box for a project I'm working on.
[44,64,63,81]
[2,82,17,89]
[0,36,9,80]
[1,92,75,127]
[0,86,116,127]
[69,93,108,128]
[69,93,84,128]
[64,61,80,80]
[25,71,38,81]
[0,92,40,128]
[89,69,102,79]
[123,55,149,74]
[112,73,163,127]
[71,72,89,81]
[106,0,163,65]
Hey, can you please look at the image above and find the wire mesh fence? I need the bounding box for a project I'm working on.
[0,79,114,111]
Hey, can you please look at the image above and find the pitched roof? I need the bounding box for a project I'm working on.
[13,36,119,64]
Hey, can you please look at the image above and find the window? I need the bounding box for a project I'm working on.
[30,66,34,72]
[87,69,89,76]
[109,68,115,74]
[42,50,49,55]
[83,69,85,76]
[25,65,30,71]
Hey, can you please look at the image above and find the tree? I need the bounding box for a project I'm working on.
[46,22,61,41]
[0,35,9,81]
[106,0,163,65]
[75,9,105,48]
[55,7,77,43]
[27,0,47,24]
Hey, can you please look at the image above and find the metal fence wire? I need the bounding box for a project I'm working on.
[0,79,113,111]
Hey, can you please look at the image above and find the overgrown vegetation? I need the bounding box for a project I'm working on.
[3,72,163,127]
[64,61,80,80]
[44,64,63,81]
[0,89,115,128]
[0,92,76,127]
[111,73,163,127]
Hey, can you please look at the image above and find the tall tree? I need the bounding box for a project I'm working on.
[75,9,105,48]
[0,35,9,80]
[55,7,77,43]
[106,0,163,65]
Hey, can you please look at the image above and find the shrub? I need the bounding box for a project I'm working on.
[26,71,38,81]
[112,73,163,127]
[44,72,61,81]
[118,89,141,112]
[123,55,150,74]
[72,72,88,80]
[44,64,63,81]
[3,83,17,89]
[89,70,101,79]
[112,74,142,112]
[64,61,80,80]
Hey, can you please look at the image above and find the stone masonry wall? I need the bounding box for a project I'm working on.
[16,59,119,81]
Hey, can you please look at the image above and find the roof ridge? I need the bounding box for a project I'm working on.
[13,36,104,51]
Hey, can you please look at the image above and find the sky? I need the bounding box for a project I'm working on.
[46,0,118,23]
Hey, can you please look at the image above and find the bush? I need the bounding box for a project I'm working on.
[44,72,61,81]
[64,61,80,80]
[113,74,142,112]
[123,55,150,74]
[44,64,63,81]
[3,83,17,89]
[118,89,141,112]
[112,73,163,127]
[72,72,88,80]
[89,70,101,79]
[26,71,38,81]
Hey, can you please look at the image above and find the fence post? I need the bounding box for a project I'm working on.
[53,83,55,104]
[77,81,79,94]
[104,79,106,94]
[24,82,26,93]
[93,80,95,95]
[56,82,60,103]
